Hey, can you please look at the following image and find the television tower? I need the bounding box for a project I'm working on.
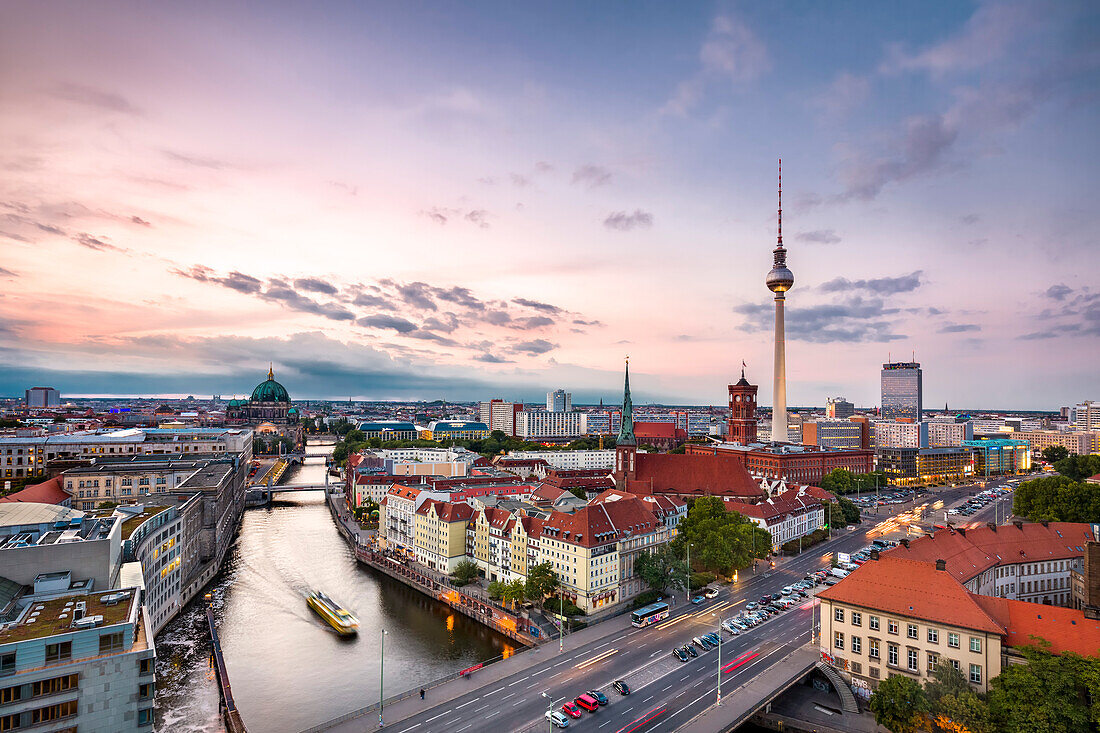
[766,159,794,443]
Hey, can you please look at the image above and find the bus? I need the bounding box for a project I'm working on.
[630,601,670,628]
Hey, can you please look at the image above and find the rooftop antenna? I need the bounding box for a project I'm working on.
[777,158,783,247]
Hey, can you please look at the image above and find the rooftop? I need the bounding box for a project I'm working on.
[118,506,171,539]
[0,503,84,529]
[0,589,137,644]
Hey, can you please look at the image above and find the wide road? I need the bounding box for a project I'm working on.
[376,507,927,733]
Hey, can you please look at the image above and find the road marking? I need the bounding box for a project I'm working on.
[501,692,515,701]
[594,641,610,650]
[661,684,672,691]
[526,681,540,689]
[599,722,611,728]
[485,711,499,719]
[680,674,689,681]
[512,700,523,706]
[397,725,421,733]
[642,695,654,703]
[456,724,472,733]
[577,648,619,670]
[552,659,569,668]
[455,696,481,709]
[649,650,661,658]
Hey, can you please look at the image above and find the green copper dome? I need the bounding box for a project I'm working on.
[250,367,291,403]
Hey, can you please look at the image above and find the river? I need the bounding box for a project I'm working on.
[154,442,514,733]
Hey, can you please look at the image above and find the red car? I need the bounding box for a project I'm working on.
[562,702,582,719]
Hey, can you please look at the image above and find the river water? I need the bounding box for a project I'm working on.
[154,443,514,733]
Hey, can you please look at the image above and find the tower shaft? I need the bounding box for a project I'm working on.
[773,293,787,443]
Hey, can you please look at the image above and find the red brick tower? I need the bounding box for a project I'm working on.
[728,365,758,444]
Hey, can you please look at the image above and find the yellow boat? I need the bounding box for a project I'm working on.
[307,590,359,635]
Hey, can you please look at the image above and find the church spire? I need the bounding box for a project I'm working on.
[617,357,636,446]
[267,363,275,380]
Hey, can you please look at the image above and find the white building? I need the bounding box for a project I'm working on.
[516,410,586,439]
[24,386,61,409]
[506,449,614,471]
[927,419,974,447]
[478,400,523,436]
[547,389,572,412]
[725,486,826,551]
[873,420,929,449]
[1076,401,1099,431]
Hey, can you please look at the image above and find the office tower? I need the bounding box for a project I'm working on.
[546,389,572,412]
[1076,401,1099,431]
[24,386,61,408]
[881,361,923,421]
[765,159,794,442]
[825,397,854,419]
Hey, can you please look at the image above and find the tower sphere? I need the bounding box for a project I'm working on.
[766,260,794,293]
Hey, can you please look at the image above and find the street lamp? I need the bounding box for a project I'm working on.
[542,692,564,733]
[713,611,722,706]
[379,629,388,728]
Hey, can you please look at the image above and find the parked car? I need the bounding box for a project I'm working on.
[691,595,705,605]
[546,710,570,729]
[746,602,759,611]
[704,587,720,598]
[613,680,630,696]
[562,702,582,719]
[684,643,698,657]
[575,694,599,713]
[587,690,608,706]
[704,632,722,645]
[674,647,689,662]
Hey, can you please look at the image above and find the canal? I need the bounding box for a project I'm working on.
[155,442,514,733]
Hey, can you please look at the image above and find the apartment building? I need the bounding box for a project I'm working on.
[873,421,929,449]
[478,401,523,436]
[927,419,974,447]
[515,411,586,440]
[802,419,869,450]
[413,500,473,572]
[1012,430,1100,456]
[60,455,229,511]
[505,450,614,471]
[0,583,156,731]
[725,486,826,551]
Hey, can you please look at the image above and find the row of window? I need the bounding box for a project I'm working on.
[0,674,78,707]
[834,632,984,684]
[833,607,981,651]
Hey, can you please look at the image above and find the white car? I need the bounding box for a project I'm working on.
[546,710,570,728]
[704,587,720,598]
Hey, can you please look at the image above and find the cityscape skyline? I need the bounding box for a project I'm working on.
[1,1,1098,409]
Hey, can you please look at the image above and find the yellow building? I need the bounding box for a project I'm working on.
[418,420,490,442]
[413,500,473,572]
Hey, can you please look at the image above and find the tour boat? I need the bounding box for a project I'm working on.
[307,591,359,635]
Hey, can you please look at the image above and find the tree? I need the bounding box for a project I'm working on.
[1013,475,1100,523]
[932,690,992,733]
[675,497,771,575]
[503,579,527,606]
[836,496,861,525]
[1042,445,1070,464]
[869,674,930,733]
[925,663,970,703]
[987,643,1096,733]
[487,581,505,600]
[634,545,688,595]
[821,468,855,495]
[524,562,559,604]
[451,559,480,586]
[1054,453,1100,482]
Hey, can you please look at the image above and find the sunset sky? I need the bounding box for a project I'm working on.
[1,1,1097,408]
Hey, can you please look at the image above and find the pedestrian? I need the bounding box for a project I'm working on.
[420,689,425,700]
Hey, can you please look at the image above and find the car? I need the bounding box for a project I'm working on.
[684,643,698,657]
[746,601,759,611]
[613,680,630,696]
[587,690,608,706]
[704,632,722,645]
[673,647,689,662]
[771,593,783,601]
[693,636,711,650]
[722,622,740,635]
[759,595,772,604]
[546,710,570,729]
[575,694,599,713]
[562,702,582,719]
[692,595,706,605]
[704,587,720,598]
[780,586,793,595]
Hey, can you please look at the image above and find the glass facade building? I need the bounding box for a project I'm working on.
[881,362,923,421]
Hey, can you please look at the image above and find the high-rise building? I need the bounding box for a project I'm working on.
[546,389,572,412]
[24,386,60,409]
[515,410,585,439]
[825,397,854,419]
[478,399,523,436]
[766,160,794,443]
[881,361,923,421]
[1076,401,1099,431]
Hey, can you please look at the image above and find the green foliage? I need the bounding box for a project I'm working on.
[924,663,969,703]
[869,673,930,733]
[451,559,480,586]
[331,418,355,436]
[487,581,505,600]
[253,435,296,456]
[668,444,686,454]
[674,496,772,575]
[503,579,527,605]
[633,545,689,595]
[1012,475,1100,523]
[820,468,888,495]
[549,596,585,617]
[0,418,23,429]
[524,562,559,603]
[987,643,1098,733]
[1054,454,1100,482]
[932,690,993,733]
[631,590,661,609]
[1041,445,1069,464]
[689,572,716,591]
[837,495,862,524]
[567,486,587,500]
[780,527,829,553]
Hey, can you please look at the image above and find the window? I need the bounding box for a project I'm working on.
[851,661,862,675]
[835,607,845,622]
[869,666,880,679]
[138,708,154,726]
[99,632,124,655]
[888,643,899,667]
[835,631,845,649]
[948,632,960,648]
[869,639,880,659]
[0,684,20,704]
[0,652,13,676]
[888,620,899,635]
[928,628,939,644]
[851,611,862,627]
[908,649,919,672]
[928,653,938,672]
[907,623,918,639]
[869,615,880,631]
[31,699,77,722]
[969,664,982,684]
[139,682,154,700]
[32,674,77,698]
[852,636,862,654]
[45,642,71,665]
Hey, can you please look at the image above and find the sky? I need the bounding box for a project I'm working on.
[0,0,1097,409]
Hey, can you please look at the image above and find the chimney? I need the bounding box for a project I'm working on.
[870,549,880,561]
[900,538,909,548]
[1013,520,1023,530]
[987,522,997,532]
[936,559,947,572]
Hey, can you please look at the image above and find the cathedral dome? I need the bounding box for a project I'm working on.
[250,367,291,404]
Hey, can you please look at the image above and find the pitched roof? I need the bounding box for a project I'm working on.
[634,422,681,439]
[626,453,763,499]
[725,486,824,523]
[0,477,69,505]
[884,522,1094,585]
[540,495,661,548]
[417,500,473,523]
[816,556,1006,635]
[971,593,1100,658]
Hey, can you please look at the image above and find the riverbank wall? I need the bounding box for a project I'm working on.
[207,604,247,733]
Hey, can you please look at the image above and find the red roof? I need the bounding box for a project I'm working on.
[417,500,473,523]
[884,522,1094,585]
[625,453,763,500]
[971,593,1100,657]
[634,422,683,440]
[817,556,1006,635]
[0,477,69,505]
[725,487,822,524]
[540,496,661,548]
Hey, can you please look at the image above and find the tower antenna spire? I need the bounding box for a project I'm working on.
[777,158,783,247]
